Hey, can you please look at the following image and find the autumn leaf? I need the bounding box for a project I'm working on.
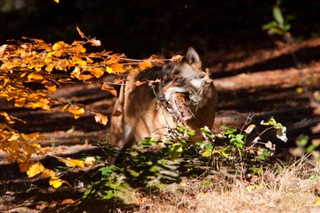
[57,157,85,168]
[68,105,85,119]
[41,168,56,178]
[76,26,86,39]
[101,83,117,96]
[26,162,45,178]
[62,104,70,112]
[138,60,153,70]
[44,83,57,93]
[94,113,108,125]
[78,74,93,81]
[106,66,113,74]
[54,0,59,3]
[111,63,125,73]
[90,67,104,78]
[171,55,183,62]
[28,73,44,81]
[89,38,101,46]
[49,176,69,188]
[61,198,75,205]
[134,80,146,87]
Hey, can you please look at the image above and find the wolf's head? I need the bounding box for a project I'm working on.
[159,47,212,103]
[158,47,216,123]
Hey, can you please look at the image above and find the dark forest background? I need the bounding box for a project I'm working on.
[1,0,320,58]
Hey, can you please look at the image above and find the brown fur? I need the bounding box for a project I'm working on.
[109,48,217,160]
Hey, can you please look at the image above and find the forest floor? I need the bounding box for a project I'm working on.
[1,35,320,212]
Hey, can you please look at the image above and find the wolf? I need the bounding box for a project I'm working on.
[109,47,217,160]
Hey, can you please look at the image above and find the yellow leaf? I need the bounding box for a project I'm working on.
[106,66,113,74]
[54,0,59,3]
[49,176,68,188]
[57,157,85,168]
[62,104,70,112]
[68,105,85,119]
[101,83,117,96]
[26,162,45,178]
[28,73,43,81]
[94,113,109,125]
[90,67,104,78]
[138,60,152,70]
[76,26,86,39]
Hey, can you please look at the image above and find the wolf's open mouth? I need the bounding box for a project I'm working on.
[166,92,194,122]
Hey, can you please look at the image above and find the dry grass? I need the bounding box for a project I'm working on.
[132,158,320,213]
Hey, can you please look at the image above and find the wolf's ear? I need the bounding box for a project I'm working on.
[185,47,202,69]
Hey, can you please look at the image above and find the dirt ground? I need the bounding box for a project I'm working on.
[1,0,320,212]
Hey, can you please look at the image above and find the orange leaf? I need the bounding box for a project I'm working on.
[134,80,146,87]
[171,55,183,62]
[41,168,56,178]
[94,113,108,125]
[61,198,75,205]
[28,73,44,81]
[111,64,125,73]
[15,98,26,107]
[54,0,59,3]
[68,105,85,119]
[76,26,86,39]
[44,82,57,93]
[78,74,93,81]
[90,67,104,78]
[101,83,117,96]
[138,60,152,70]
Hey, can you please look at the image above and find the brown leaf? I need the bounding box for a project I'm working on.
[61,198,75,205]
[101,83,117,96]
[76,26,86,39]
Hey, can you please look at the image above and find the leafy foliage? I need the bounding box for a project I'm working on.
[89,118,287,202]
[0,27,174,187]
